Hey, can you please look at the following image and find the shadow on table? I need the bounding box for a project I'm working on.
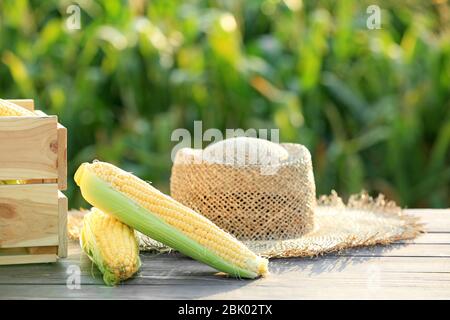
[108,251,258,299]
[269,243,406,275]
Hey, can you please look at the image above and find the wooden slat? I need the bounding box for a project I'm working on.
[33,110,47,117]
[57,192,68,258]
[2,242,450,285]
[1,242,450,300]
[335,243,450,257]
[0,280,449,300]
[1,249,450,299]
[21,179,58,184]
[0,184,59,249]
[397,232,450,244]
[6,99,34,111]
[0,246,57,266]
[0,116,59,180]
[57,124,67,190]
[27,246,58,255]
[13,109,67,189]
[406,209,450,232]
[206,279,450,300]
[0,255,57,266]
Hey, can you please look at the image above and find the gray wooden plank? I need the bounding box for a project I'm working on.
[206,280,450,300]
[334,243,450,258]
[397,232,450,244]
[406,209,450,232]
[1,268,450,300]
[1,271,450,300]
[1,243,450,286]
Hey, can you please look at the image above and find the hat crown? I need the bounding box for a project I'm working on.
[171,141,316,241]
[203,137,289,166]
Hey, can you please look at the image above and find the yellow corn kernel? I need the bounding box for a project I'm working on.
[80,208,141,286]
[75,161,268,279]
[0,99,35,116]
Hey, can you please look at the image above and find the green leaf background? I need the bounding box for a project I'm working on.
[0,0,448,208]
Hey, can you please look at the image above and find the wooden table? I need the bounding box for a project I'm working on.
[1,209,449,300]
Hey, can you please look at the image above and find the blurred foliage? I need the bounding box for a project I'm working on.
[0,0,449,208]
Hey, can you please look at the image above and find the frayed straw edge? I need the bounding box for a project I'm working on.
[264,190,425,259]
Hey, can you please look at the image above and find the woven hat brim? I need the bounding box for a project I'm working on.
[243,205,422,258]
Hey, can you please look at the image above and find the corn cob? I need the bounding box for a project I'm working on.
[75,161,269,279]
[0,99,35,116]
[80,207,141,286]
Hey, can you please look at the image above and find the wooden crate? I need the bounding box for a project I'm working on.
[0,99,67,265]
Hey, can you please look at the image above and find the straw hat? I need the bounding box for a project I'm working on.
[169,137,422,258]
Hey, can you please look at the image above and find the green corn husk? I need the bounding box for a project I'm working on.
[74,161,268,279]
